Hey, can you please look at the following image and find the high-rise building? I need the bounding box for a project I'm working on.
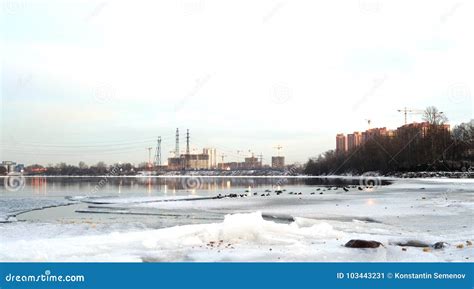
[243,156,261,169]
[271,156,285,169]
[203,148,217,169]
[336,133,346,153]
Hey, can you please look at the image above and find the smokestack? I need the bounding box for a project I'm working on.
[186,129,190,154]
[175,128,180,157]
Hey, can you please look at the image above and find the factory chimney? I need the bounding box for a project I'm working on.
[175,128,180,157]
[186,129,190,154]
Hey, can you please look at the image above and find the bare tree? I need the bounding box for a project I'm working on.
[423,106,448,125]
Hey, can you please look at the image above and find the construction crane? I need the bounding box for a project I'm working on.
[364,119,372,130]
[397,107,424,125]
[236,150,246,162]
[273,145,283,156]
[219,154,227,170]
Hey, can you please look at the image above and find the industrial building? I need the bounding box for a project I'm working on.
[203,148,217,169]
[243,155,262,169]
[166,129,216,170]
[0,161,23,173]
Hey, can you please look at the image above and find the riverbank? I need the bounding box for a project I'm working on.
[0,178,472,262]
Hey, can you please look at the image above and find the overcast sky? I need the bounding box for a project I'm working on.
[1,0,473,166]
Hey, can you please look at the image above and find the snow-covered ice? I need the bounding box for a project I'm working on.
[0,178,472,262]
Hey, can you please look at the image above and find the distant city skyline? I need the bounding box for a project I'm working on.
[1,1,472,165]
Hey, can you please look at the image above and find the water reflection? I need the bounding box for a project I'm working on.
[0,176,391,197]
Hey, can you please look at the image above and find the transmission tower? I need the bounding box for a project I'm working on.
[154,136,162,166]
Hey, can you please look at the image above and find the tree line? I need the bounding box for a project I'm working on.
[15,162,148,176]
[304,107,473,175]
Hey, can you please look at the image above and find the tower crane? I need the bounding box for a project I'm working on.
[273,145,283,156]
[364,119,372,130]
[219,153,227,169]
[397,107,424,125]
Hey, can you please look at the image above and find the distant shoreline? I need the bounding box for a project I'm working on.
[2,171,472,179]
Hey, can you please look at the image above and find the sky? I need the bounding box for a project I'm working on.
[1,0,473,166]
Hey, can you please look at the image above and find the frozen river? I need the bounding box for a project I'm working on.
[0,176,473,262]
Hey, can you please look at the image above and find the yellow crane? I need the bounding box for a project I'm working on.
[397,107,424,125]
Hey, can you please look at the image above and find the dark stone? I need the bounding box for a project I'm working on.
[433,242,448,249]
[343,187,349,192]
[345,239,382,248]
[392,240,430,248]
